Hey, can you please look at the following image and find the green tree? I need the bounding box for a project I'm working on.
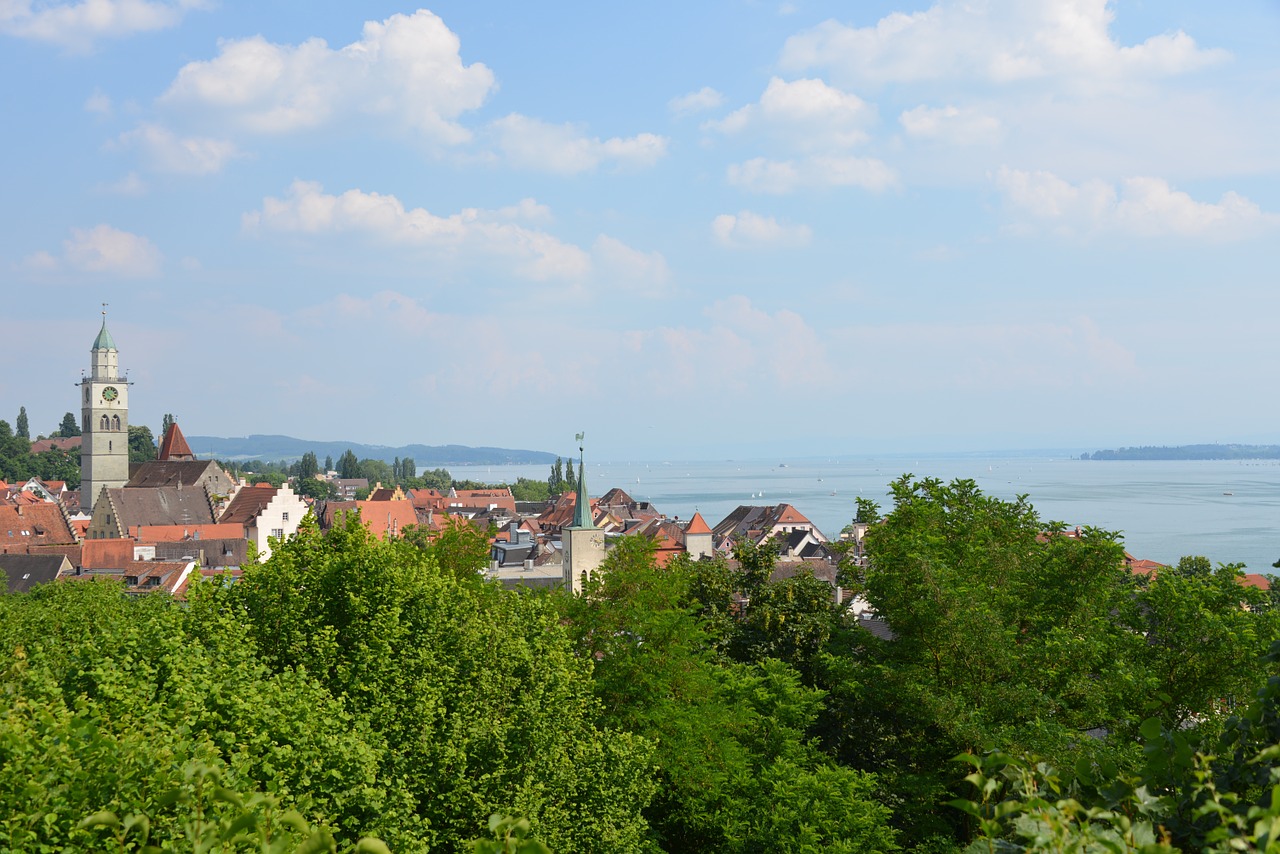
[337,449,360,479]
[325,454,333,472]
[564,458,575,491]
[562,536,896,853]
[160,412,175,439]
[128,424,157,463]
[293,451,319,481]
[15,406,29,439]
[510,477,550,502]
[56,411,81,437]
[550,458,564,495]
[297,476,337,500]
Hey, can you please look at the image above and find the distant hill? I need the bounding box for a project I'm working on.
[1082,444,1280,461]
[187,434,559,466]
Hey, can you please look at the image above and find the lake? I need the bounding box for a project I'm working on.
[440,454,1280,573]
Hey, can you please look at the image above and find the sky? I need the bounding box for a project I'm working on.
[3,0,1279,461]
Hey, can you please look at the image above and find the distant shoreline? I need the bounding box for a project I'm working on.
[1082,444,1280,461]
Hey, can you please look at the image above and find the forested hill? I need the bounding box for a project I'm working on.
[187,434,558,465]
[1082,443,1280,460]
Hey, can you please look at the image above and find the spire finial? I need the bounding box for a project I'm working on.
[571,432,592,529]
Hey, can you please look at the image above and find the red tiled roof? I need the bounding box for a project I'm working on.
[685,511,712,535]
[325,499,418,540]
[220,486,278,525]
[82,539,146,570]
[0,504,77,547]
[132,523,247,542]
[157,422,195,461]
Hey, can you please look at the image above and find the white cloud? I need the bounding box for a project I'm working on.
[628,296,835,392]
[727,155,896,194]
[161,10,494,143]
[899,104,1002,144]
[116,123,237,174]
[707,77,874,149]
[669,86,724,117]
[592,235,670,295]
[244,180,593,281]
[780,0,1229,90]
[994,167,1279,239]
[712,210,812,249]
[489,114,668,174]
[100,171,146,195]
[24,224,161,275]
[84,90,112,115]
[1,0,208,51]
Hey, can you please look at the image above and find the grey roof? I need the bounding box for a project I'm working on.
[127,460,229,490]
[106,486,216,528]
[0,553,70,593]
[92,318,116,351]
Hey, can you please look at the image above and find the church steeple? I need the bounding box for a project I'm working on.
[80,308,130,513]
[562,432,605,594]
[571,433,592,529]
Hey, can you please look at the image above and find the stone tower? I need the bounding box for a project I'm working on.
[79,313,131,512]
[562,434,605,593]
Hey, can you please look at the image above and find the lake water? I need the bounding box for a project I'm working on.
[442,455,1280,573]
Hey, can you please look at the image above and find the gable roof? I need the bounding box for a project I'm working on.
[219,484,278,525]
[685,511,712,535]
[0,553,70,593]
[157,422,195,461]
[103,486,216,528]
[126,460,228,490]
[0,504,77,547]
[324,499,418,540]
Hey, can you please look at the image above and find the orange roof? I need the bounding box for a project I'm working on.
[131,523,246,542]
[82,539,146,570]
[157,422,195,461]
[327,499,418,540]
[685,511,712,535]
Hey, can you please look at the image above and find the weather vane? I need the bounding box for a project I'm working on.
[575,431,585,453]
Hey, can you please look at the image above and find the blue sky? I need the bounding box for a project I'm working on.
[3,1,1278,460]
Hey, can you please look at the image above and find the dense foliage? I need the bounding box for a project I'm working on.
[2,473,1278,852]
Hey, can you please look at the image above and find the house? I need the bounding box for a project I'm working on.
[29,435,82,455]
[322,499,417,540]
[126,459,236,499]
[449,487,516,514]
[86,485,217,540]
[219,483,308,560]
[156,421,196,461]
[0,503,79,550]
[0,553,73,593]
[712,504,828,556]
[333,478,369,500]
[367,483,407,502]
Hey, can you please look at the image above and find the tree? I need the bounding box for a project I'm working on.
[561,536,897,853]
[127,425,157,463]
[564,458,576,491]
[325,454,333,472]
[160,412,175,439]
[56,411,80,438]
[15,406,29,439]
[293,451,319,481]
[550,458,564,495]
[296,477,337,500]
[337,449,360,479]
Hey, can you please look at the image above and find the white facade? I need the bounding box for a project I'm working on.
[245,485,309,560]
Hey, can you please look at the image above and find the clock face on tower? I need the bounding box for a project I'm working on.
[102,386,119,402]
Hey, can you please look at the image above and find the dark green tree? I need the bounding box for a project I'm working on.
[337,449,360,479]
[160,412,175,439]
[15,406,29,439]
[56,411,80,437]
[325,454,333,472]
[293,451,319,481]
[550,458,564,494]
[127,425,157,463]
[564,458,576,491]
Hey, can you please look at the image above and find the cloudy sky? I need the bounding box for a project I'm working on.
[3,1,1278,460]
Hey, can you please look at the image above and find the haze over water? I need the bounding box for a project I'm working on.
[452,455,1280,573]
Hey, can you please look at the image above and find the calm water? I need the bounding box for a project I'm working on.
[444,455,1280,573]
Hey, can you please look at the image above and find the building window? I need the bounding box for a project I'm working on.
[111,415,121,431]
[271,528,284,540]
[100,415,109,430]
[282,512,289,523]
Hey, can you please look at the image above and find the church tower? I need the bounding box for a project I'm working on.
[79,312,131,511]
[562,433,605,594]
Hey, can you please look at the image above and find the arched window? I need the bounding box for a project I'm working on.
[111,415,121,431]
[100,415,109,430]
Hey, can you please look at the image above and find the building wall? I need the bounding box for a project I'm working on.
[250,485,308,560]
[562,526,606,594]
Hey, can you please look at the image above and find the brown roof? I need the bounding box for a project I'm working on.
[0,504,77,547]
[82,539,145,570]
[219,485,278,525]
[0,553,72,593]
[29,436,82,454]
[712,504,821,545]
[157,422,195,461]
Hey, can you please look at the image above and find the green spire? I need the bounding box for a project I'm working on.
[571,433,592,529]
[92,316,116,351]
